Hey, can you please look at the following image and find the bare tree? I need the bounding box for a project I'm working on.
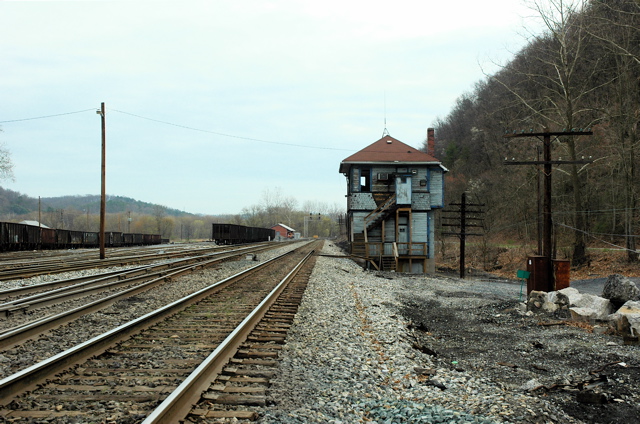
[492,0,611,265]
[0,134,15,182]
[586,0,640,65]
[260,187,297,227]
[242,204,266,228]
[588,0,640,260]
[152,205,173,237]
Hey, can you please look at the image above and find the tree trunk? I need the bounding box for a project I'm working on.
[569,154,588,265]
[625,132,638,262]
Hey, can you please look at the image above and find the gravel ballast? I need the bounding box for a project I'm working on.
[0,243,303,380]
[258,242,639,424]
[0,241,637,423]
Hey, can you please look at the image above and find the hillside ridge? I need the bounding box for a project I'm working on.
[0,186,191,218]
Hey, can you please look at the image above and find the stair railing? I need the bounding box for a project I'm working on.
[363,194,397,241]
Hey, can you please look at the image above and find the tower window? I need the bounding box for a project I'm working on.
[360,169,371,192]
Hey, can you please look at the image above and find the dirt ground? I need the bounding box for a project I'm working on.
[398,281,639,424]
[437,242,640,281]
[337,238,639,422]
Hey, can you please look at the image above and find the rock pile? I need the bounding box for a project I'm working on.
[527,274,640,342]
[602,274,640,308]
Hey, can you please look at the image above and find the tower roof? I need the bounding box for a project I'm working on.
[339,135,440,173]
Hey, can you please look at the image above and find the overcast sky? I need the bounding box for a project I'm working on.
[0,0,544,215]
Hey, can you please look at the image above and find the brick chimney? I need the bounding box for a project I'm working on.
[427,128,435,156]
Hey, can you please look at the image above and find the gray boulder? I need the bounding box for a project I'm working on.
[568,295,614,321]
[602,274,640,308]
[551,287,613,321]
[556,287,582,309]
[608,300,640,338]
[527,290,558,313]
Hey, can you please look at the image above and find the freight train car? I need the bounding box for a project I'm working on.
[0,221,163,251]
[40,227,57,249]
[211,223,275,245]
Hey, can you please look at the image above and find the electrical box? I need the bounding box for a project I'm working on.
[553,259,571,291]
[526,256,552,294]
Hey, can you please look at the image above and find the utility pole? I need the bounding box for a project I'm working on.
[98,102,106,260]
[536,145,542,255]
[441,192,485,278]
[304,213,321,238]
[504,128,592,289]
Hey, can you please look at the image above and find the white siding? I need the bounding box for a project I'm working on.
[411,212,428,243]
[429,168,445,208]
[412,192,431,211]
[351,212,368,234]
[384,218,396,242]
[368,227,382,242]
[411,168,428,191]
[350,167,360,193]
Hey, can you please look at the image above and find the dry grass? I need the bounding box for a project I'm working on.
[563,320,595,332]
[436,239,640,281]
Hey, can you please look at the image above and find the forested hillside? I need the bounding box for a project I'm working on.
[0,186,343,243]
[38,194,187,217]
[427,0,640,266]
[0,186,200,239]
[0,187,188,218]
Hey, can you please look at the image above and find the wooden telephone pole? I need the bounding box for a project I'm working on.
[442,192,485,278]
[504,128,592,289]
[98,103,106,260]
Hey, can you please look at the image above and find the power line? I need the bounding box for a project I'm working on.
[556,222,637,253]
[1,107,426,155]
[445,215,640,244]
[586,231,640,239]
[111,109,354,152]
[554,206,640,215]
[0,109,95,123]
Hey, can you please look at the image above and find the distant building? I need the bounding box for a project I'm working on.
[339,129,446,273]
[271,223,295,239]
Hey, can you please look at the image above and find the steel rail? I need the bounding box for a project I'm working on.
[0,248,298,404]
[0,244,200,267]
[0,256,220,316]
[142,248,316,424]
[0,245,276,349]
[0,265,150,300]
[0,243,266,281]
[0,244,221,268]
[0,244,262,306]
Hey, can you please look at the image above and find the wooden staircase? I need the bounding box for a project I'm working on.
[351,233,366,256]
[381,256,397,271]
[364,194,397,233]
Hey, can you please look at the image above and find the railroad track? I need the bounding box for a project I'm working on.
[184,246,314,422]
[0,240,321,422]
[0,243,257,281]
[0,243,270,308]
[0,243,280,350]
